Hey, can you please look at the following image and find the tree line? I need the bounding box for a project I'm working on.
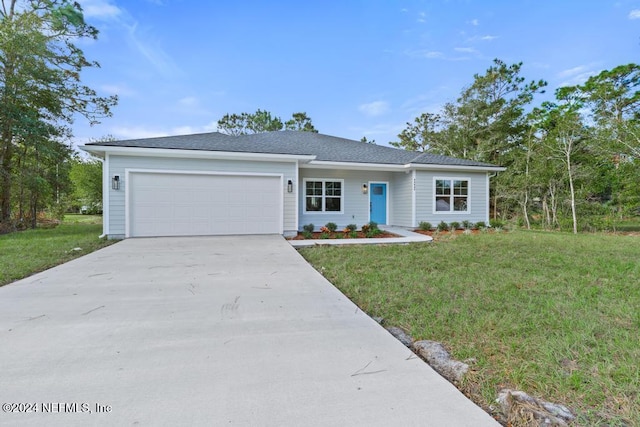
[0,0,116,231]
[391,60,640,233]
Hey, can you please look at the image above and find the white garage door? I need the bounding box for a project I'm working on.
[129,172,282,237]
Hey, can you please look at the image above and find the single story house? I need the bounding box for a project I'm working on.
[82,131,505,239]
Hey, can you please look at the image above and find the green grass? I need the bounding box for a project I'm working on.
[299,230,640,425]
[0,216,116,286]
[63,213,104,224]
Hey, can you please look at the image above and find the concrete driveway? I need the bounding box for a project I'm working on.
[1,236,497,426]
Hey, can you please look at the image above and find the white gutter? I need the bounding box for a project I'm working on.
[405,163,506,172]
[80,145,316,163]
[301,161,505,172]
[301,161,406,171]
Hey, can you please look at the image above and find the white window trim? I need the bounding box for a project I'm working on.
[302,178,345,214]
[432,177,471,215]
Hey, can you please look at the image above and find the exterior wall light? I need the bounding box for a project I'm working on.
[287,179,293,193]
[112,175,120,190]
[362,183,368,194]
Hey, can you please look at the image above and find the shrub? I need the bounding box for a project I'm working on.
[346,224,357,232]
[349,231,358,238]
[450,221,460,230]
[361,224,370,233]
[368,221,379,230]
[437,221,449,231]
[419,221,432,231]
[319,226,331,233]
[366,228,382,238]
[302,231,313,239]
[475,221,486,229]
[489,219,505,229]
[462,220,473,229]
[325,222,338,232]
[302,223,314,233]
[319,233,330,239]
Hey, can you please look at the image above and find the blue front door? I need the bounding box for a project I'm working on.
[370,183,387,224]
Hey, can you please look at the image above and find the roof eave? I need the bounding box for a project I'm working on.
[79,145,316,162]
[406,163,506,172]
[301,160,406,171]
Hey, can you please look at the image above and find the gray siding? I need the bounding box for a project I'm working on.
[107,155,297,237]
[391,172,413,227]
[299,169,394,230]
[415,171,489,225]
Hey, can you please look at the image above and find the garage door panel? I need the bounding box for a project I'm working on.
[129,173,281,237]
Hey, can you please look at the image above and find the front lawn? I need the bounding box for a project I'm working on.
[299,230,640,426]
[0,216,116,287]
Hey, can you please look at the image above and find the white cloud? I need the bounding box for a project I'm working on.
[557,71,597,87]
[100,84,136,97]
[629,9,640,19]
[470,19,479,26]
[556,63,602,87]
[348,122,406,138]
[125,22,180,77]
[111,126,169,140]
[79,1,181,77]
[78,0,122,19]
[171,125,198,135]
[358,101,390,116]
[400,90,447,115]
[111,120,219,140]
[467,35,498,42]
[178,96,199,107]
[404,49,444,59]
[404,49,472,61]
[417,11,426,23]
[557,65,588,78]
[454,47,479,54]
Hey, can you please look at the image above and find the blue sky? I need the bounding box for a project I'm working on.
[73,0,640,148]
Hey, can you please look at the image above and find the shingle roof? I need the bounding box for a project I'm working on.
[85,130,498,168]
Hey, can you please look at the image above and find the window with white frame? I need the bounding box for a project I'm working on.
[435,179,468,212]
[305,179,343,212]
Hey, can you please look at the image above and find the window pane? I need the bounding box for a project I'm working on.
[453,180,468,196]
[435,196,450,211]
[325,197,341,211]
[306,181,322,196]
[306,196,322,211]
[435,180,450,195]
[325,181,341,196]
[453,197,467,211]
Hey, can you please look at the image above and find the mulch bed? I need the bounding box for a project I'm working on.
[413,229,482,236]
[289,231,400,240]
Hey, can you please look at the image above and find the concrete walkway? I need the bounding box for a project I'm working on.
[0,235,495,426]
[289,225,432,247]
